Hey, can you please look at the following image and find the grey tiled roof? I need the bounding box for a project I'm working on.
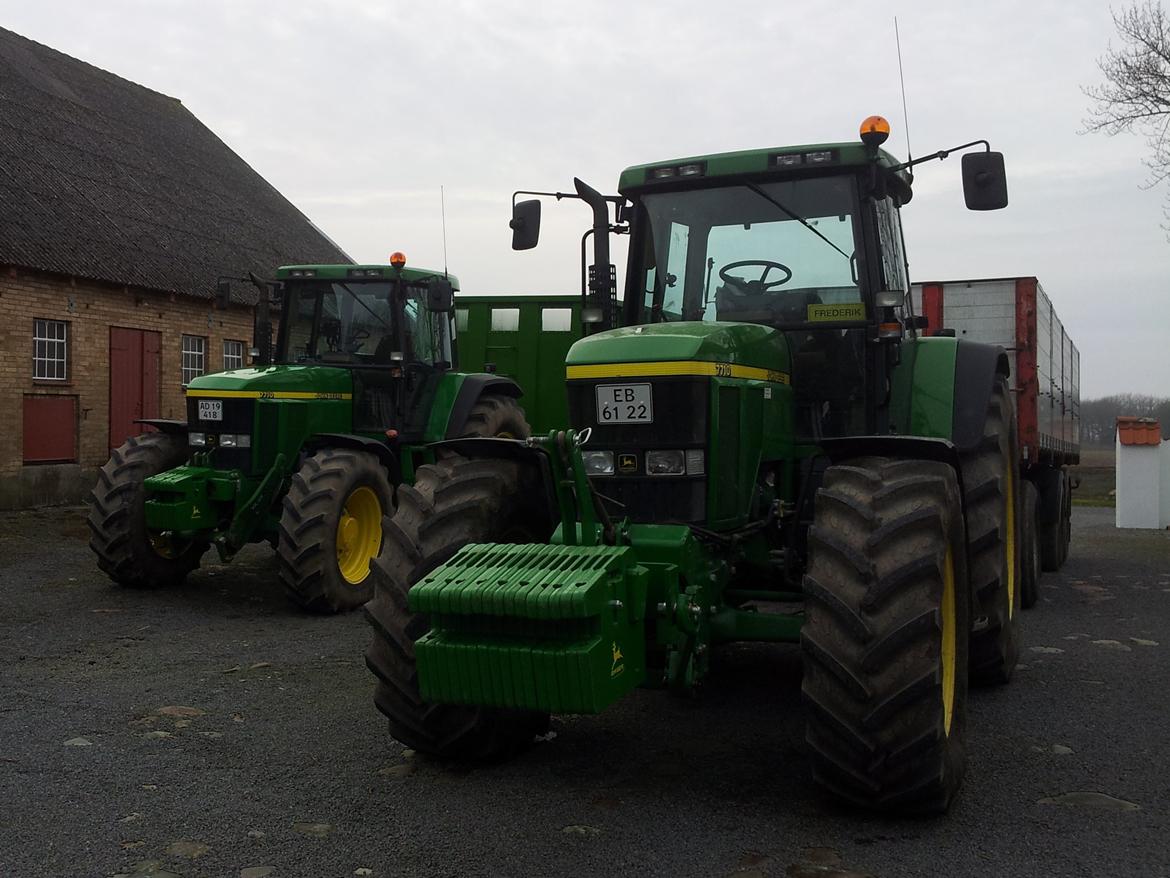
[0,27,350,305]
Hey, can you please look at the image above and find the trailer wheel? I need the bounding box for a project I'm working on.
[88,433,207,588]
[961,375,1021,686]
[1036,467,1066,572]
[364,455,552,762]
[278,447,394,613]
[1059,470,1072,566]
[460,394,531,439]
[1020,481,1041,610]
[802,456,970,814]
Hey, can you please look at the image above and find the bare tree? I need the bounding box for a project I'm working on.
[1083,2,1170,225]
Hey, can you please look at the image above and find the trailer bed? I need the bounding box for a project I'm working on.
[911,277,1079,466]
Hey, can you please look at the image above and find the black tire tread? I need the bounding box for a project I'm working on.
[960,377,1021,685]
[87,433,205,588]
[278,447,393,614]
[802,456,970,814]
[364,456,549,761]
[460,394,531,439]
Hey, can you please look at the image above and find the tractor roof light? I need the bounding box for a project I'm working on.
[859,115,891,148]
[390,251,407,268]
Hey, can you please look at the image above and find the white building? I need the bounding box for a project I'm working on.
[1115,417,1170,529]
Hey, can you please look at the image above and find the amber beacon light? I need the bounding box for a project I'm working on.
[859,115,891,147]
[389,251,407,268]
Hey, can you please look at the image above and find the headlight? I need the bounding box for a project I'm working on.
[189,432,206,447]
[685,449,705,475]
[582,450,614,475]
[646,450,685,475]
[218,433,252,448]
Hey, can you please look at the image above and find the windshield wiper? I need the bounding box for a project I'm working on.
[743,182,851,261]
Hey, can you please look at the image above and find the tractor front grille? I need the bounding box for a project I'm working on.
[567,377,708,524]
[186,396,256,473]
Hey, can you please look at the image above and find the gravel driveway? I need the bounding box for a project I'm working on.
[1,506,1167,877]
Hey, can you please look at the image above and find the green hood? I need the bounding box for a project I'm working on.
[565,322,790,374]
[186,365,353,397]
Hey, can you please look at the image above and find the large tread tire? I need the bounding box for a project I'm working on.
[1020,481,1041,610]
[1036,467,1066,572]
[364,455,552,761]
[802,456,971,814]
[961,376,1022,686]
[87,433,206,588]
[460,394,531,439]
[278,448,394,614]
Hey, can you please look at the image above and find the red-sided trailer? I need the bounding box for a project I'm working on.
[912,277,1078,590]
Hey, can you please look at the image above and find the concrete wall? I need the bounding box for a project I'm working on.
[0,265,255,509]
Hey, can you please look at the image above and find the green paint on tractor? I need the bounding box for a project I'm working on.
[90,261,562,613]
[368,118,1019,814]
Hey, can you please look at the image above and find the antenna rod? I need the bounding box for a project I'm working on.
[440,185,449,277]
[895,17,913,163]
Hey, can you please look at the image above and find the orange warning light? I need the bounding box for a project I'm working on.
[859,115,891,147]
[389,251,407,268]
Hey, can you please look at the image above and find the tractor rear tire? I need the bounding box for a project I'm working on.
[278,447,394,613]
[961,376,1021,686]
[802,456,971,814]
[460,394,531,439]
[1020,481,1041,610]
[364,455,552,762]
[87,432,207,588]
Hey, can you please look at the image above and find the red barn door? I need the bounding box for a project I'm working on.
[109,327,161,450]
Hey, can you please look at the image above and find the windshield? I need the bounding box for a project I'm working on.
[281,280,453,366]
[635,175,864,326]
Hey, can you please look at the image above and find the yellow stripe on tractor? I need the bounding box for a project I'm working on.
[185,389,353,400]
[565,360,790,384]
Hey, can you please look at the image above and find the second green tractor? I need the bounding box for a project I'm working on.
[88,261,533,612]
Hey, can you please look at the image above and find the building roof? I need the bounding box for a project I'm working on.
[1117,417,1162,447]
[0,27,350,305]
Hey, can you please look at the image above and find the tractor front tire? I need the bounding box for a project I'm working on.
[1020,481,1042,610]
[961,376,1021,686]
[460,394,531,439]
[88,432,206,588]
[278,447,394,613]
[802,456,971,814]
[365,455,551,762]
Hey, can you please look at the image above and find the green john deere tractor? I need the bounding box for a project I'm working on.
[88,259,532,612]
[364,117,1019,811]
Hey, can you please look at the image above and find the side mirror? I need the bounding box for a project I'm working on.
[215,280,232,309]
[427,277,455,312]
[961,151,1008,211]
[510,199,541,251]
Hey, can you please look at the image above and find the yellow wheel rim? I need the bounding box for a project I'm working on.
[336,486,382,585]
[1004,461,1017,619]
[941,546,957,737]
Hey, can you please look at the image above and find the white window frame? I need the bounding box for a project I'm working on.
[181,335,206,385]
[32,319,68,381]
[223,339,245,371]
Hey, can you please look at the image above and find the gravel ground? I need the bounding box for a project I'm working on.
[1,506,1168,878]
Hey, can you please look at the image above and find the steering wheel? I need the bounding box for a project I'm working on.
[719,260,793,291]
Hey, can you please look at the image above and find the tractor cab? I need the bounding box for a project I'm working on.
[274,257,457,438]
[620,162,893,440]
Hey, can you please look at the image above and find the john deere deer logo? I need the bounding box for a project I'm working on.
[610,641,624,678]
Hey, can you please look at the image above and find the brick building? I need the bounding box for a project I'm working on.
[0,27,349,508]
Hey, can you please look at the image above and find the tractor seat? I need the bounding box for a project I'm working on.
[716,283,822,325]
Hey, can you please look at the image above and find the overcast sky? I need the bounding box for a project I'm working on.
[5,0,1169,397]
